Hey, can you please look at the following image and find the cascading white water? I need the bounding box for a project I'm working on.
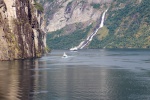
[70,9,108,50]
[100,9,108,28]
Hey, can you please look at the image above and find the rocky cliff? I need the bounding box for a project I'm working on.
[44,0,150,49]
[40,0,112,32]
[0,0,46,60]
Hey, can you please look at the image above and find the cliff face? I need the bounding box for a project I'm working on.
[0,0,46,60]
[40,0,112,32]
[45,0,150,49]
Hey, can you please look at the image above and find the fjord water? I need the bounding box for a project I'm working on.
[0,49,150,100]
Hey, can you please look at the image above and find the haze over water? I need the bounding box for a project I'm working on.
[0,49,150,100]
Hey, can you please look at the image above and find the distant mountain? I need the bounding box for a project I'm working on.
[39,0,150,49]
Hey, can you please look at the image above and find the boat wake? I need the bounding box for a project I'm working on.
[62,52,68,58]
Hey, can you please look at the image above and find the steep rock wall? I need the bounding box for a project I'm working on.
[40,0,112,32]
[46,0,150,49]
[0,0,46,60]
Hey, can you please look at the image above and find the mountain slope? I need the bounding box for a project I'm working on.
[44,0,150,49]
[89,0,150,48]
[38,0,112,32]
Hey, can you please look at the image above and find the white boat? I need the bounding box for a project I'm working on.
[70,47,78,51]
[62,52,68,58]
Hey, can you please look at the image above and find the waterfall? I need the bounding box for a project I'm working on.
[100,9,108,28]
[70,9,108,51]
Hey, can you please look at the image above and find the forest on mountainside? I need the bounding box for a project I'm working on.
[89,0,150,48]
[45,0,150,49]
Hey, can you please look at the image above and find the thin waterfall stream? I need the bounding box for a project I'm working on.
[70,9,108,50]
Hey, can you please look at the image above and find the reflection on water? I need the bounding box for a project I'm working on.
[0,59,49,100]
[0,49,150,100]
[0,60,34,100]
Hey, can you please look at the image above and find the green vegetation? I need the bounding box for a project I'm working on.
[114,0,126,3]
[89,0,150,49]
[45,0,150,49]
[67,1,73,7]
[90,3,100,9]
[34,1,44,12]
[97,26,109,40]
[46,0,54,2]
[47,25,92,49]
[38,0,54,4]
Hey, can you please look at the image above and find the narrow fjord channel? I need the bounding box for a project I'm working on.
[0,49,150,100]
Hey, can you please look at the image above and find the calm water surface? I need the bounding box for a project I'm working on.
[0,49,150,100]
